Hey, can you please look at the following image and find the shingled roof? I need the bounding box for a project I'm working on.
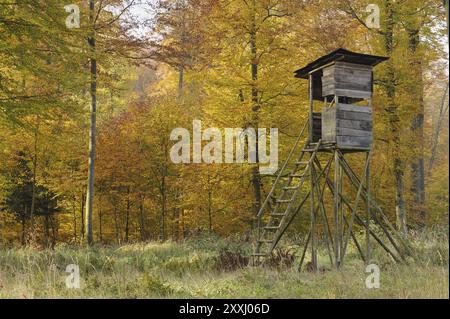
[294,48,389,79]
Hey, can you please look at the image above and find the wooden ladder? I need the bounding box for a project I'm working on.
[253,119,322,259]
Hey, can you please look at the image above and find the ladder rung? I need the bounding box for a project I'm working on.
[296,161,309,165]
[303,148,315,152]
[264,226,279,230]
[258,239,273,243]
[270,213,285,217]
[283,186,299,190]
[290,174,305,178]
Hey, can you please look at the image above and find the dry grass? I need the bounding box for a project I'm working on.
[0,233,447,299]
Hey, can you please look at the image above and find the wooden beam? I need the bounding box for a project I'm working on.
[308,74,313,142]
[313,157,401,263]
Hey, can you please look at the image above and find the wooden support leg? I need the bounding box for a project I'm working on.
[299,230,311,271]
[340,150,370,264]
[334,150,340,268]
[339,155,344,267]
[310,159,317,271]
[300,158,333,271]
[313,165,335,268]
[314,156,402,263]
[338,155,406,260]
[365,151,371,264]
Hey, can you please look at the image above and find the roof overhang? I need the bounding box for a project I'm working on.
[294,48,389,79]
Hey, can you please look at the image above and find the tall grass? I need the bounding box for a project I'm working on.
[0,232,447,299]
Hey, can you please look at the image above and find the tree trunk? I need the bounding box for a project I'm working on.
[160,143,168,241]
[50,215,57,249]
[44,214,50,248]
[383,0,407,234]
[98,195,103,243]
[30,122,39,241]
[250,0,261,217]
[172,190,180,241]
[428,0,448,175]
[429,86,449,174]
[113,197,120,245]
[80,192,85,242]
[207,176,213,234]
[181,209,185,240]
[84,0,97,246]
[139,195,146,241]
[72,199,77,243]
[160,178,166,241]
[124,187,131,242]
[446,0,449,44]
[21,213,26,246]
[178,66,184,97]
[407,27,426,224]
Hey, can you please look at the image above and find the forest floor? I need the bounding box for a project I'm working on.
[0,232,448,299]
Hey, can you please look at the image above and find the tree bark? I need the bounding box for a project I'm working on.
[72,199,77,243]
[98,193,103,243]
[178,66,184,97]
[113,196,120,245]
[29,121,39,241]
[159,143,169,241]
[21,212,26,247]
[84,0,97,246]
[44,214,50,248]
[50,214,57,248]
[139,194,146,241]
[383,0,407,234]
[160,176,167,241]
[429,85,449,174]
[80,192,85,242]
[407,27,426,223]
[250,0,261,217]
[124,186,130,242]
[208,184,213,234]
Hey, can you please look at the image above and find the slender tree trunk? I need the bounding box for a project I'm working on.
[446,1,449,44]
[80,192,85,242]
[181,209,185,240]
[113,197,120,245]
[30,121,39,241]
[172,190,180,241]
[50,215,57,248]
[21,213,26,246]
[98,194,103,243]
[125,187,131,242]
[44,214,50,248]
[383,0,407,234]
[160,143,168,241]
[178,66,184,97]
[407,27,426,223]
[250,0,261,217]
[429,86,449,174]
[72,199,77,243]
[160,178,166,241]
[139,194,146,241]
[207,177,213,234]
[84,0,97,246]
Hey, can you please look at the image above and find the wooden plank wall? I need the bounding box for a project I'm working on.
[321,62,373,99]
[321,103,372,149]
[321,107,336,143]
[312,112,322,142]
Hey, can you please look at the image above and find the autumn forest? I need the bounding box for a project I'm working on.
[0,0,448,299]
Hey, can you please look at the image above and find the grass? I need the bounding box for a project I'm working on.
[0,233,448,299]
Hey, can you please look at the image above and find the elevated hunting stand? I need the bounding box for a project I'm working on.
[254,49,409,270]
